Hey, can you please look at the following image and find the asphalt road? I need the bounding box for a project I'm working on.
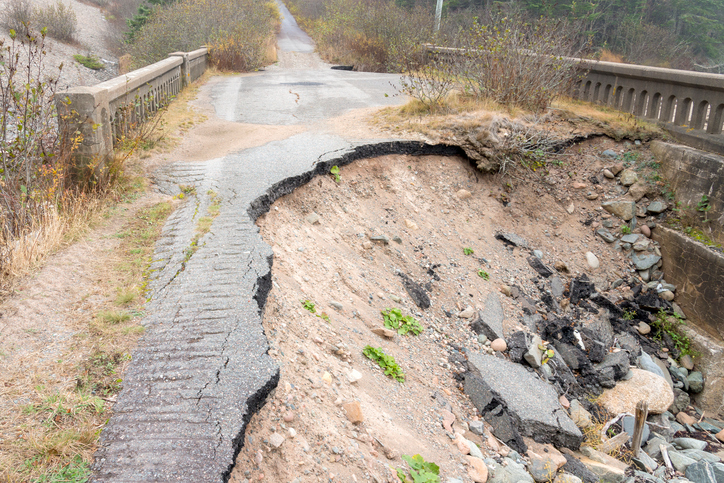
[91,4,423,482]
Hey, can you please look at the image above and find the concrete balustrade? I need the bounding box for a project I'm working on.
[424,45,724,153]
[576,59,724,137]
[56,48,208,163]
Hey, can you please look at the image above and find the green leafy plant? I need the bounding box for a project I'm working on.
[330,165,340,182]
[396,454,440,483]
[363,346,404,382]
[651,309,695,356]
[463,247,474,255]
[697,195,712,223]
[301,299,316,313]
[477,270,489,280]
[621,225,632,234]
[623,310,636,321]
[73,54,104,70]
[381,308,423,335]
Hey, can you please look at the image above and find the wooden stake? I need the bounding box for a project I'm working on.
[631,400,649,457]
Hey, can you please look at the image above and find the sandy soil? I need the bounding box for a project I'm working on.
[0,0,119,88]
[229,136,650,483]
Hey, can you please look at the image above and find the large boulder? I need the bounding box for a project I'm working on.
[465,352,583,451]
[598,368,674,414]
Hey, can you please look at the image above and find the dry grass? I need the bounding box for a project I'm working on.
[0,70,206,483]
[599,49,625,63]
[552,97,664,140]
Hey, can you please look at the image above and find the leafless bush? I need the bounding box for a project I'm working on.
[456,15,584,112]
[34,0,77,42]
[396,44,457,110]
[2,0,33,37]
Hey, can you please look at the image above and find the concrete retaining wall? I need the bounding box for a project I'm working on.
[56,48,208,162]
[652,226,724,341]
[651,140,724,243]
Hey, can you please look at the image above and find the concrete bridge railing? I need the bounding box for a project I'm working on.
[56,47,208,163]
[424,45,724,152]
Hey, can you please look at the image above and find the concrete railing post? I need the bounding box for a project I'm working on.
[55,86,112,172]
[169,52,190,87]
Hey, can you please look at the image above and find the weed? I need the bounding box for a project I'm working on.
[477,270,489,280]
[381,308,423,335]
[651,309,694,356]
[115,288,137,306]
[463,247,474,255]
[330,165,340,182]
[97,310,132,324]
[396,454,440,483]
[36,455,90,482]
[621,225,631,235]
[363,346,404,382]
[697,195,712,223]
[622,151,640,165]
[623,310,636,321]
[301,299,316,313]
[318,312,330,322]
[73,54,104,70]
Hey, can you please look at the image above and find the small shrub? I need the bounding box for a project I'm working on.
[381,308,423,335]
[363,345,405,382]
[1,0,32,36]
[74,54,104,70]
[34,0,77,42]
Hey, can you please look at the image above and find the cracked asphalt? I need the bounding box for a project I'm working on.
[88,3,449,481]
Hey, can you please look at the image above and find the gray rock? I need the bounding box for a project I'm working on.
[687,372,704,393]
[495,232,529,249]
[305,212,321,224]
[669,450,698,472]
[674,438,708,451]
[621,234,641,244]
[370,234,389,244]
[616,332,641,362]
[602,201,636,221]
[471,293,505,341]
[486,457,535,483]
[550,277,565,298]
[465,352,582,450]
[647,201,668,214]
[554,474,583,483]
[644,437,670,459]
[671,388,691,414]
[685,461,724,483]
[639,351,666,379]
[632,451,659,472]
[680,354,695,371]
[597,228,617,243]
[530,458,559,483]
[329,301,344,310]
[469,420,485,436]
[620,169,638,186]
[602,149,618,159]
[562,455,599,483]
[528,256,554,278]
[622,415,650,444]
[595,351,630,381]
[680,449,722,463]
[533,249,544,259]
[670,366,690,391]
[632,252,662,270]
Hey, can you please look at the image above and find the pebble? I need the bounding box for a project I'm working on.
[305,213,321,225]
[717,429,724,442]
[268,432,285,449]
[362,241,372,250]
[660,290,675,301]
[586,192,599,200]
[641,224,651,237]
[559,395,570,409]
[603,169,615,179]
[566,203,575,214]
[322,372,332,384]
[620,169,638,186]
[585,251,599,269]
[283,411,295,422]
[457,189,472,200]
[637,322,651,335]
[370,235,389,245]
[676,412,697,425]
[347,369,362,383]
[343,401,364,424]
[611,163,624,174]
[572,182,587,189]
[441,410,456,432]
[404,219,419,230]
[465,456,489,483]
[288,427,296,438]
[330,301,343,310]
[680,354,695,371]
[459,307,476,319]
[500,285,512,297]
[371,328,396,339]
[491,338,507,352]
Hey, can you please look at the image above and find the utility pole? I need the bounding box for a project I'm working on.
[434,0,443,32]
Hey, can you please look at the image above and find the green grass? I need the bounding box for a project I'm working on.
[96,310,132,324]
[73,54,103,70]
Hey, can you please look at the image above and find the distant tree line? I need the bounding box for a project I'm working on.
[395,0,724,69]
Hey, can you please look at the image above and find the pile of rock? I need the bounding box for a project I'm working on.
[452,232,723,483]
